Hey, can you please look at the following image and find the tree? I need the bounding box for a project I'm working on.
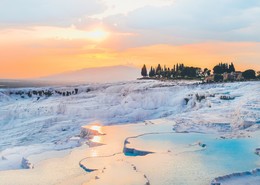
[149,67,153,77]
[213,65,223,74]
[202,68,211,77]
[156,64,162,77]
[179,64,185,71]
[161,67,166,78]
[214,74,223,82]
[181,67,194,78]
[242,69,256,79]
[213,62,236,74]
[141,64,148,77]
[167,68,171,78]
[149,67,156,77]
[171,69,176,78]
[207,70,211,76]
[229,63,236,73]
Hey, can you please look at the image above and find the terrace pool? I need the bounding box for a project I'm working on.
[126,132,260,185]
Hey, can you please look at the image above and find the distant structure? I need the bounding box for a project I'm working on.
[205,75,214,83]
[223,71,243,81]
[207,62,255,83]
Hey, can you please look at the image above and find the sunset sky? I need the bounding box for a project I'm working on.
[1,0,260,79]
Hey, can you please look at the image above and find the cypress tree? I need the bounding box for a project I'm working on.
[156,64,162,77]
[152,68,156,77]
[149,67,156,77]
[230,63,235,72]
[141,64,148,77]
[149,67,153,77]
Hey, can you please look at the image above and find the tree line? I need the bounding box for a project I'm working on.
[141,62,260,81]
[213,62,235,74]
[141,63,204,79]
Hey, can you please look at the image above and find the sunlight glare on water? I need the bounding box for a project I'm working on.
[91,135,102,143]
[90,125,103,134]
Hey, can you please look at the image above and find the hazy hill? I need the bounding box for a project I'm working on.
[40,65,140,83]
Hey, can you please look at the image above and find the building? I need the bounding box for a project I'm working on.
[223,72,234,81]
[204,75,214,83]
[223,72,244,81]
[233,71,244,80]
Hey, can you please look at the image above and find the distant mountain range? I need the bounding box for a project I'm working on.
[39,65,140,83]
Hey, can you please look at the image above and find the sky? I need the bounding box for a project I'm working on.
[1,0,260,79]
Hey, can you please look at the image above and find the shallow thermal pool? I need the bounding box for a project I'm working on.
[126,132,260,185]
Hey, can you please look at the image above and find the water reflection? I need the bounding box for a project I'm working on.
[91,135,102,143]
[90,125,103,134]
[88,124,104,144]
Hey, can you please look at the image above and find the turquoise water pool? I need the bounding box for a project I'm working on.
[127,132,260,185]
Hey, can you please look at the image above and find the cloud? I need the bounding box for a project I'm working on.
[2,0,259,44]
[0,0,106,27]
[124,0,260,30]
[93,0,174,18]
[1,0,260,79]
[103,0,260,48]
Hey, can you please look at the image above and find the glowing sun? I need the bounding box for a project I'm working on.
[87,29,110,42]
